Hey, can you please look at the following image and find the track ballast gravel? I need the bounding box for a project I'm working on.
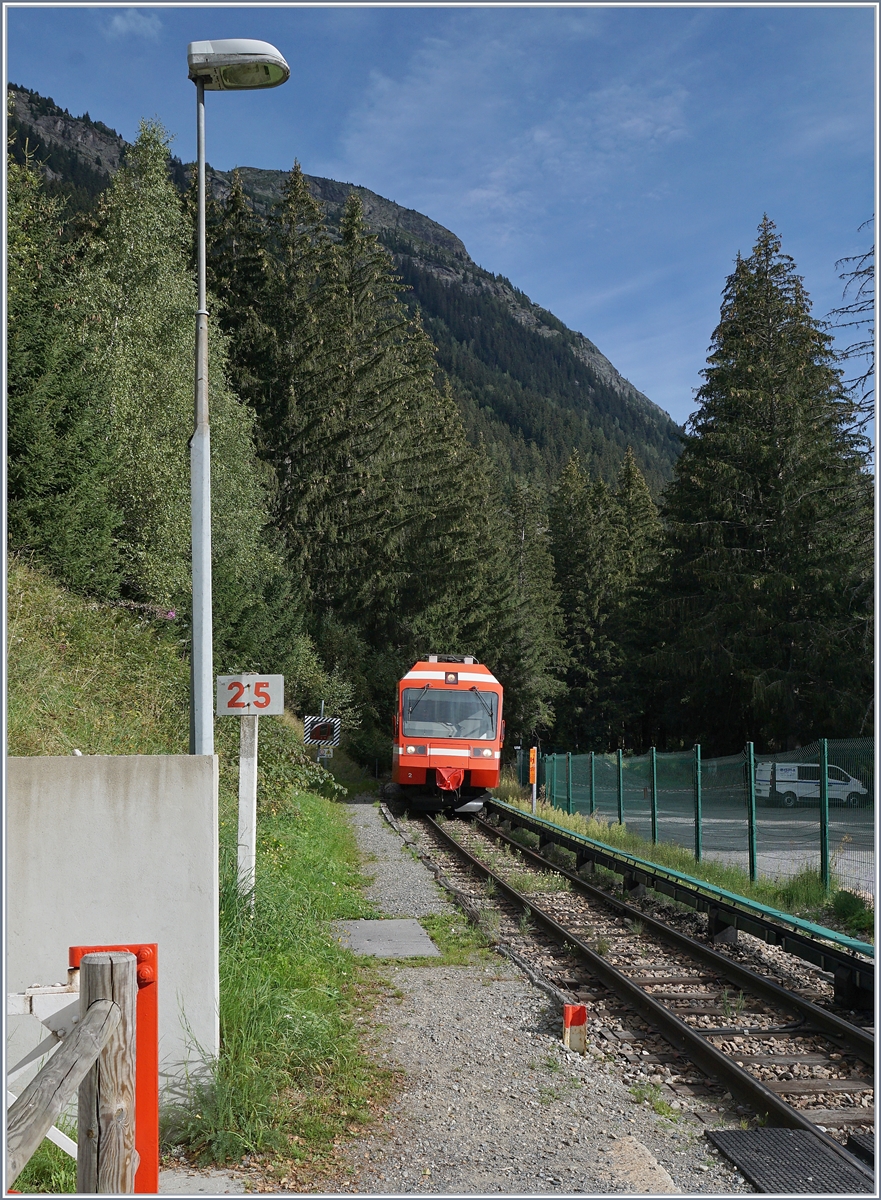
[330,798,754,1194]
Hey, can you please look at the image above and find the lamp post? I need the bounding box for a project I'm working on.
[186,39,290,754]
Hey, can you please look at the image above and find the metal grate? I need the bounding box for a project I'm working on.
[707,1129,874,1194]
[847,1131,875,1168]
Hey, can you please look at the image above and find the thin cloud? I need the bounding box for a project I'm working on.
[104,9,162,42]
[322,19,689,229]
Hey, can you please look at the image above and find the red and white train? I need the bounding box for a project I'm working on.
[383,656,504,815]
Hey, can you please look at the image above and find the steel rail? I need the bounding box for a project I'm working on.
[476,815,875,1064]
[486,799,874,1001]
[423,814,875,1185]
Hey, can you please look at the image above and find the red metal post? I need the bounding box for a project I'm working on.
[69,944,158,1194]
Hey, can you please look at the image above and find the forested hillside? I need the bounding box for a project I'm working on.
[8,86,873,758]
[8,82,681,493]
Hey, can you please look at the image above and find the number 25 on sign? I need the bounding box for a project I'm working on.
[216,674,284,716]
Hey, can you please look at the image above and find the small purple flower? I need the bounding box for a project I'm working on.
[166,610,176,620]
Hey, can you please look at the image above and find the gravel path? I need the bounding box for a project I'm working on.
[328,799,753,1194]
[346,797,456,917]
[161,798,755,1194]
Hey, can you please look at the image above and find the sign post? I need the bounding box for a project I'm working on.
[217,674,283,899]
[529,746,538,814]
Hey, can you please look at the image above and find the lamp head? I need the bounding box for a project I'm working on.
[187,39,289,90]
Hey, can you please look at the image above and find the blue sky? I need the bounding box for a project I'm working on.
[5,4,876,425]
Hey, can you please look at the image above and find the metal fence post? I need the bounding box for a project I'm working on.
[650,746,658,844]
[551,754,558,808]
[694,744,702,862]
[617,749,624,825]
[747,742,757,882]
[820,738,830,890]
[566,752,573,814]
[589,751,595,816]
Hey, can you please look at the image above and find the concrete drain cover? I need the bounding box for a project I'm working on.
[331,919,440,957]
[707,1129,874,1194]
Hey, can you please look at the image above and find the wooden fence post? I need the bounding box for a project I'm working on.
[6,1002,120,1185]
[77,952,138,1193]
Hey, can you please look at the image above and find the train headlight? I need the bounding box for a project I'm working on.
[471,747,494,758]
[406,745,427,755]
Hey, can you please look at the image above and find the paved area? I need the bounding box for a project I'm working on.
[331,917,441,957]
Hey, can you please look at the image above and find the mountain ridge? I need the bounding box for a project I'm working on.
[8,82,683,491]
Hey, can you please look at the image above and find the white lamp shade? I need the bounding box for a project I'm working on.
[187,39,290,90]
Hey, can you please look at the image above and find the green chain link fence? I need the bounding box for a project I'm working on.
[518,738,874,898]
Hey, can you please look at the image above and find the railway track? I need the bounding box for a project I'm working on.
[385,804,875,1191]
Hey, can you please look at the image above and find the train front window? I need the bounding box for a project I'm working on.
[402,688,498,739]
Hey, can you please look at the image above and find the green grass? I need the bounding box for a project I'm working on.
[325,743,382,796]
[414,913,494,965]
[11,1122,78,1194]
[507,867,571,894]
[164,780,394,1175]
[6,557,401,1191]
[495,783,868,930]
[832,889,875,933]
[629,1082,679,1119]
[7,554,189,756]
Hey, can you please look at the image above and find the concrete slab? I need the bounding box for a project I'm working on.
[331,918,440,957]
[159,1167,247,1194]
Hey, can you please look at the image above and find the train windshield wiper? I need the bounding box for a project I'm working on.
[470,687,494,723]
[407,684,430,719]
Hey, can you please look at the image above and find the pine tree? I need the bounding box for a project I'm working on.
[205,168,277,420]
[606,448,663,749]
[653,216,873,751]
[615,447,661,579]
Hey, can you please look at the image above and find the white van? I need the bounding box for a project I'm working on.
[755,762,870,808]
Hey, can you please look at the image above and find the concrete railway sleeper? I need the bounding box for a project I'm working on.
[402,810,873,1189]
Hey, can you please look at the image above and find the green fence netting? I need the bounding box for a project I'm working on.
[532,737,874,898]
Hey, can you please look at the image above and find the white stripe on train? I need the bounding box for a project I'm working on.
[402,670,500,685]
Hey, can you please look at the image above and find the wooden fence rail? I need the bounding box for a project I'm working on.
[6,952,137,1193]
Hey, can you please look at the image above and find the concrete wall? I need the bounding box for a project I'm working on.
[6,754,219,1095]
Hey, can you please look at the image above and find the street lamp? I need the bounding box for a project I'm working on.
[186,39,290,755]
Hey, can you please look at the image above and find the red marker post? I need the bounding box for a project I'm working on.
[529,746,538,814]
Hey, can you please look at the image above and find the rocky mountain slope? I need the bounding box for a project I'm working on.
[9,83,682,491]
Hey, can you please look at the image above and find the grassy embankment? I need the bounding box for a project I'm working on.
[493,775,874,935]
[6,555,440,1191]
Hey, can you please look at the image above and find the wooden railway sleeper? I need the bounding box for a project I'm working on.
[478,815,875,1064]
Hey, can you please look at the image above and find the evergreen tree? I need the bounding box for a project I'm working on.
[652,217,873,751]
[205,169,277,421]
[548,452,626,748]
[500,479,566,739]
[610,448,662,749]
[829,216,874,432]
[74,121,294,679]
[7,142,120,594]
[615,447,661,579]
